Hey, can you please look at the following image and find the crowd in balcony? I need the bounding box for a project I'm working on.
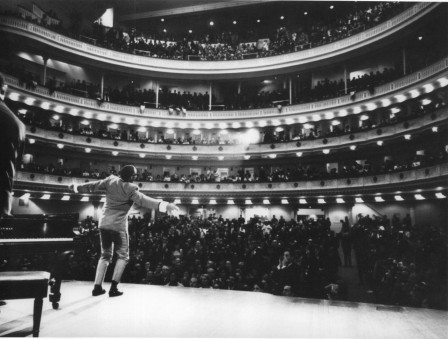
[15,89,445,147]
[91,2,404,61]
[1,60,404,110]
[19,145,447,184]
[2,2,405,62]
[2,213,446,309]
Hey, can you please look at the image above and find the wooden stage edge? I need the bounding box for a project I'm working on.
[0,280,446,338]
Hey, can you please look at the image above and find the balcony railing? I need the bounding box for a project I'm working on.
[25,107,447,157]
[15,163,448,197]
[0,3,436,76]
[5,57,448,125]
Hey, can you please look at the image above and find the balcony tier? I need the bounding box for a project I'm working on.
[25,106,447,159]
[0,3,438,79]
[5,57,448,128]
[15,163,448,199]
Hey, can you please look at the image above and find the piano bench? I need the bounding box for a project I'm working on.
[0,271,50,337]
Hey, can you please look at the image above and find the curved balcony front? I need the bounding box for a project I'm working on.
[25,106,447,159]
[5,57,448,128]
[14,163,448,199]
[0,3,438,79]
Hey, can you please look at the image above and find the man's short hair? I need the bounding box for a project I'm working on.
[120,165,137,182]
[0,72,5,87]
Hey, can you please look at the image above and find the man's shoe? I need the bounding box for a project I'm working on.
[92,287,106,296]
[109,288,123,297]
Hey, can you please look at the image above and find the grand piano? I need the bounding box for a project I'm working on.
[0,213,80,309]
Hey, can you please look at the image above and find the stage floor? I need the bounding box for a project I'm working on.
[0,281,446,338]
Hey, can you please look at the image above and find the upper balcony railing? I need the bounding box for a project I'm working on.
[15,163,448,197]
[0,3,438,78]
[5,57,448,128]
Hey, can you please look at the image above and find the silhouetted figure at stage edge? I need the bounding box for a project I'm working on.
[0,72,26,218]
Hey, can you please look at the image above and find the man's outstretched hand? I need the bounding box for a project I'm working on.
[166,203,180,217]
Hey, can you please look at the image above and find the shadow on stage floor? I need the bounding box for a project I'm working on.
[0,280,446,338]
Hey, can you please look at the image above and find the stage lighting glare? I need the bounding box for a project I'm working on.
[54,106,64,113]
[423,84,434,93]
[24,98,35,105]
[8,92,19,101]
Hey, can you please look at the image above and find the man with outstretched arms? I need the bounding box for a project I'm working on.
[69,165,179,297]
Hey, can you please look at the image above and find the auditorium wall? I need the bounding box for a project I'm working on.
[11,197,97,220]
[9,198,448,230]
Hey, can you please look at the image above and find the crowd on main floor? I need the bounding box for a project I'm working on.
[1,213,446,310]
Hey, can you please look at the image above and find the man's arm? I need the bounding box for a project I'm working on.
[129,187,179,215]
[69,178,107,194]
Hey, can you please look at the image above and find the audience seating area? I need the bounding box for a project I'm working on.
[1,215,445,310]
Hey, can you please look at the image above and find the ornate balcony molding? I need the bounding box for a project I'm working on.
[0,3,437,79]
[15,163,448,198]
[25,107,447,158]
[5,57,448,126]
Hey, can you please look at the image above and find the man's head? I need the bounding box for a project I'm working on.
[0,73,7,101]
[120,165,137,182]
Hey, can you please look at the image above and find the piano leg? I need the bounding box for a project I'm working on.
[32,297,43,337]
[49,277,61,309]
[49,250,74,309]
